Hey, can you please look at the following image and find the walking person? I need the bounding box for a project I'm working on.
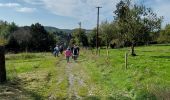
[64,48,72,63]
[59,45,64,54]
[72,45,79,61]
[53,45,59,57]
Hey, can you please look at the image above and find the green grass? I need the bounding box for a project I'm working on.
[0,52,70,100]
[0,45,170,100]
[81,45,170,99]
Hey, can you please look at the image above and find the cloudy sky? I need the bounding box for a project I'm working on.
[0,0,170,29]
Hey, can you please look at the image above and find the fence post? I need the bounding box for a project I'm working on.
[0,46,6,83]
[125,52,128,69]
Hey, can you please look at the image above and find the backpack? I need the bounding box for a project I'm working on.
[73,47,78,55]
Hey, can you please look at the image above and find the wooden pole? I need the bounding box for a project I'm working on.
[96,7,102,55]
[78,22,81,45]
[0,46,6,83]
[125,52,128,69]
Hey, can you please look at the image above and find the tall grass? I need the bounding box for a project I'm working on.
[81,45,170,99]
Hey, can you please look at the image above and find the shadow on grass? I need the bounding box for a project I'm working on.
[0,78,44,100]
[151,56,170,59]
[75,59,87,63]
[83,96,131,100]
[154,44,170,46]
[141,50,153,52]
[83,96,100,100]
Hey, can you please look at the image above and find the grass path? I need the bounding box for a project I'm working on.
[58,57,99,99]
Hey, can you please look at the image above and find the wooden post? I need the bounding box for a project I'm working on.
[98,47,100,56]
[0,46,6,83]
[106,47,109,57]
[125,52,128,69]
[96,7,102,55]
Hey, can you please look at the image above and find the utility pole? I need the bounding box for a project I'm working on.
[78,22,81,45]
[78,22,81,29]
[96,6,102,55]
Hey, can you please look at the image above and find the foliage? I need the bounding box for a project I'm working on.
[71,28,89,47]
[28,23,55,51]
[100,21,118,48]
[0,37,6,46]
[114,0,162,55]
[157,24,170,43]
[88,28,96,48]
[0,21,18,46]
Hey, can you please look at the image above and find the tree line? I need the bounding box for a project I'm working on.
[0,22,59,52]
[1,0,170,56]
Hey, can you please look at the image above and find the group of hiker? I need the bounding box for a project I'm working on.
[53,45,64,57]
[53,44,80,63]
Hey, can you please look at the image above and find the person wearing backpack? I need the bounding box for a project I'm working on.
[53,45,59,57]
[64,47,72,63]
[59,45,64,54]
[72,45,79,61]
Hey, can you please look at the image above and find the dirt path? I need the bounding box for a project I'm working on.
[66,62,81,99]
[47,56,102,99]
[65,58,98,99]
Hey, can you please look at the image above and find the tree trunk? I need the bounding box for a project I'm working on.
[0,46,6,83]
[131,42,136,56]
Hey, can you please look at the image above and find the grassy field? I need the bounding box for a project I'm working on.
[0,45,170,100]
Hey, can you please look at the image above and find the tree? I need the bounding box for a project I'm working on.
[12,27,31,52]
[88,28,97,48]
[30,23,56,51]
[71,28,88,47]
[114,0,162,56]
[100,21,115,56]
[0,46,6,83]
[157,24,170,43]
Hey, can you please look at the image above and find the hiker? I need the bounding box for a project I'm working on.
[53,45,59,57]
[59,45,64,54]
[64,47,72,63]
[72,45,79,61]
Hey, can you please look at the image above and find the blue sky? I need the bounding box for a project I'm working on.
[0,0,170,29]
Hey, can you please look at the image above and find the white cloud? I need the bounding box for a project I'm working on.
[144,0,170,27]
[0,2,36,13]
[20,0,119,21]
[16,7,37,13]
[20,0,43,5]
[0,3,20,7]
[20,0,170,28]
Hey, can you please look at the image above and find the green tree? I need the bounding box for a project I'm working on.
[71,28,88,47]
[100,21,115,55]
[12,27,31,52]
[30,23,56,51]
[114,0,162,56]
[88,28,96,48]
[157,24,170,43]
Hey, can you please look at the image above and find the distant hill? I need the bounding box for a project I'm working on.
[44,26,62,33]
[44,26,91,34]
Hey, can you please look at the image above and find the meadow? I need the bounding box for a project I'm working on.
[0,44,170,100]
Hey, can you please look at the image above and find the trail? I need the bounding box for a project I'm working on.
[65,58,98,99]
[66,62,81,99]
[48,56,101,99]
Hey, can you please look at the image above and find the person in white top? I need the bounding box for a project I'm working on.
[53,45,59,57]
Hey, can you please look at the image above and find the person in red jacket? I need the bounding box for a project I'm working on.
[64,48,72,63]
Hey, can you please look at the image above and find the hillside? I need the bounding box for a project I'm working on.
[44,26,91,34]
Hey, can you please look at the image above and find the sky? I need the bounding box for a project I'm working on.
[0,0,170,29]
